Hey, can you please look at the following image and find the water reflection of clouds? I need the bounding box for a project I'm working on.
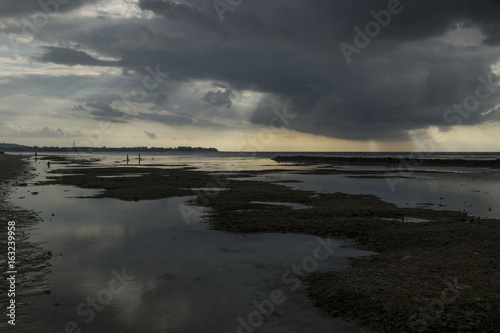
[252,169,500,219]
[131,277,192,332]
[47,223,124,238]
[8,156,385,332]
[49,222,125,257]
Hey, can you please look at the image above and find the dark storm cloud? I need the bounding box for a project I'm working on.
[202,89,233,108]
[131,0,500,140]
[138,24,155,38]
[7,0,500,140]
[74,105,87,112]
[0,74,124,102]
[137,111,228,129]
[84,102,129,123]
[137,112,194,126]
[35,47,121,67]
[138,0,226,35]
[0,0,102,18]
[144,130,158,139]
[79,99,228,128]
[154,93,168,108]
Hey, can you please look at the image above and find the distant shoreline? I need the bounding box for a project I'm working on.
[0,145,218,153]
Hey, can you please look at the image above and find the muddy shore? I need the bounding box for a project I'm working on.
[0,154,51,331]
[35,155,500,332]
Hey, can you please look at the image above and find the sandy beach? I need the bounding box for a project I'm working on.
[22,154,497,332]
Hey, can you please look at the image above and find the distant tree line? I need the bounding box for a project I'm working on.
[0,143,218,153]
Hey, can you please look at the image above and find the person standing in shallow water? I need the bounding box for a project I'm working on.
[126,155,129,165]
[47,161,50,168]
[138,153,141,165]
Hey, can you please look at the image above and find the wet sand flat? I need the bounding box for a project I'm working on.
[9,156,376,333]
[39,155,500,332]
[0,154,51,331]
[0,154,26,181]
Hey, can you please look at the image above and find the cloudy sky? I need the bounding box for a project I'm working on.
[1,0,500,151]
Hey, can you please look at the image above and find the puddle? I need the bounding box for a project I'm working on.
[251,201,312,210]
[189,187,228,192]
[381,217,432,223]
[404,217,432,223]
[96,174,146,178]
[247,169,500,219]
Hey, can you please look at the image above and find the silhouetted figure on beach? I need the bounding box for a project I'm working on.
[47,161,51,168]
[126,155,129,165]
[138,153,141,165]
[35,152,38,161]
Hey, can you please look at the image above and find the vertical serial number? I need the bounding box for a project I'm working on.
[6,220,17,326]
